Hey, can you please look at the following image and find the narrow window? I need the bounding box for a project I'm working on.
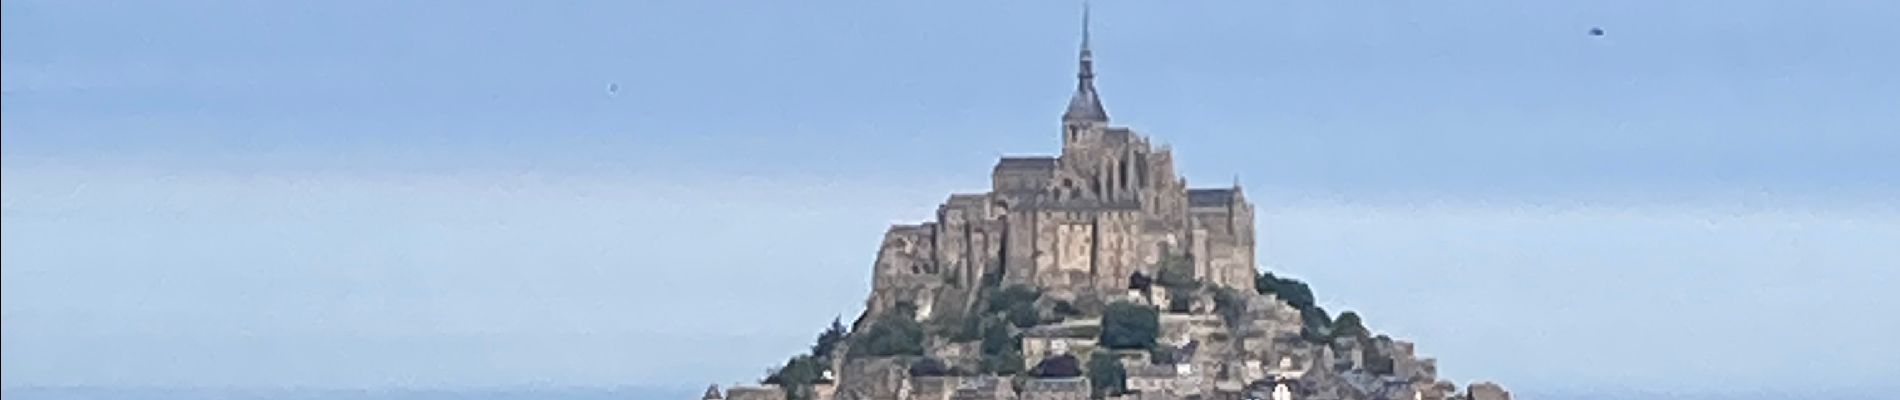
[1109,158,1124,191]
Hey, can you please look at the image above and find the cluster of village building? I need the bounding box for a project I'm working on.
[708,285,1506,400]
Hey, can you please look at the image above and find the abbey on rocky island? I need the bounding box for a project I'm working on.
[863,8,1257,326]
[707,6,1511,400]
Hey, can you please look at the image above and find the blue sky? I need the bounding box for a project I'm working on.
[3,0,1898,396]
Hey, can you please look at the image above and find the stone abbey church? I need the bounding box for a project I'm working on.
[715,8,1511,400]
[862,12,1258,326]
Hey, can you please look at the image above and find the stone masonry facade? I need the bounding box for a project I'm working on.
[720,6,1512,400]
[861,6,1257,326]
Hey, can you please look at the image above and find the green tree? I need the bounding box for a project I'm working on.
[1211,288,1246,328]
[1007,301,1042,328]
[1258,271,1336,340]
[1073,295,1106,317]
[850,307,925,357]
[979,316,1015,356]
[980,268,1004,288]
[811,317,848,361]
[981,349,1025,376]
[949,311,983,342]
[1255,272,1317,309]
[1166,289,1194,313]
[1053,300,1083,319]
[1301,306,1332,331]
[910,357,952,377]
[987,285,1042,314]
[1155,255,1199,290]
[1147,345,1178,364]
[763,355,824,385]
[1331,311,1368,340]
[1099,302,1159,350]
[766,315,852,399]
[1085,351,1127,399]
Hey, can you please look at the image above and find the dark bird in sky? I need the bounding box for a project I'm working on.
[1589,27,1605,36]
[607,83,620,96]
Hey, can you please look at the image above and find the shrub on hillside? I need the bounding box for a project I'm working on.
[1086,351,1127,398]
[1155,255,1199,290]
[910,357,952,377]
[811,317,848,361]
[763,355,824,385]
[1167,289,1194,314]
[1331,311,1368,340]
[987,285,1042,314]
[850,307,925,357]
[1099,301,1159,350]
[980,349,1025,376]
[1255,272,1316,309]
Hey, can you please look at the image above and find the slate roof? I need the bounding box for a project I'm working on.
[1064,83,1109,123]
[996,156,1058,172]
[1031,354,1083,378]
[1188,188,1238,207]
[1127,271,1153,290]
[1063,3,1109,123]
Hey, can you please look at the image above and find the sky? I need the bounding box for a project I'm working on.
[3,0,1899,397]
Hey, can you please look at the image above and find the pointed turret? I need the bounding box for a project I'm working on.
[1062,1,1109,124]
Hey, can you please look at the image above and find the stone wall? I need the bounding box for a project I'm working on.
[812,383,837,400]
[867,224,942,324]
[1022,336,1099,370]
[833,357,908,400]
[1241,294,1303,343]
[1467,382,1512,400]
[846,72,1272,399]
[1021,377,1091,400]
[875,224,937,281]
[934,195,980,287]
[865,107,1259,317]
[1002,207,1040,287]
[726,385,787,400]
[1186,197,1255,293]
[1091,211,1144,291]
[951,376,1016,400]
[908,376,965,400]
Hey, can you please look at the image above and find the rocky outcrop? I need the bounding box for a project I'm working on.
[833,357,909,400]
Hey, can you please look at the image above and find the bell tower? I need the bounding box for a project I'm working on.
[1062,2,1109,148]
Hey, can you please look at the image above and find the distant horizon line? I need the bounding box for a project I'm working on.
[8,384,1896,398]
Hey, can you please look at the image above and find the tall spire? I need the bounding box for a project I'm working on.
[1081,1,1092,65]
[1063,1,1109,124]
